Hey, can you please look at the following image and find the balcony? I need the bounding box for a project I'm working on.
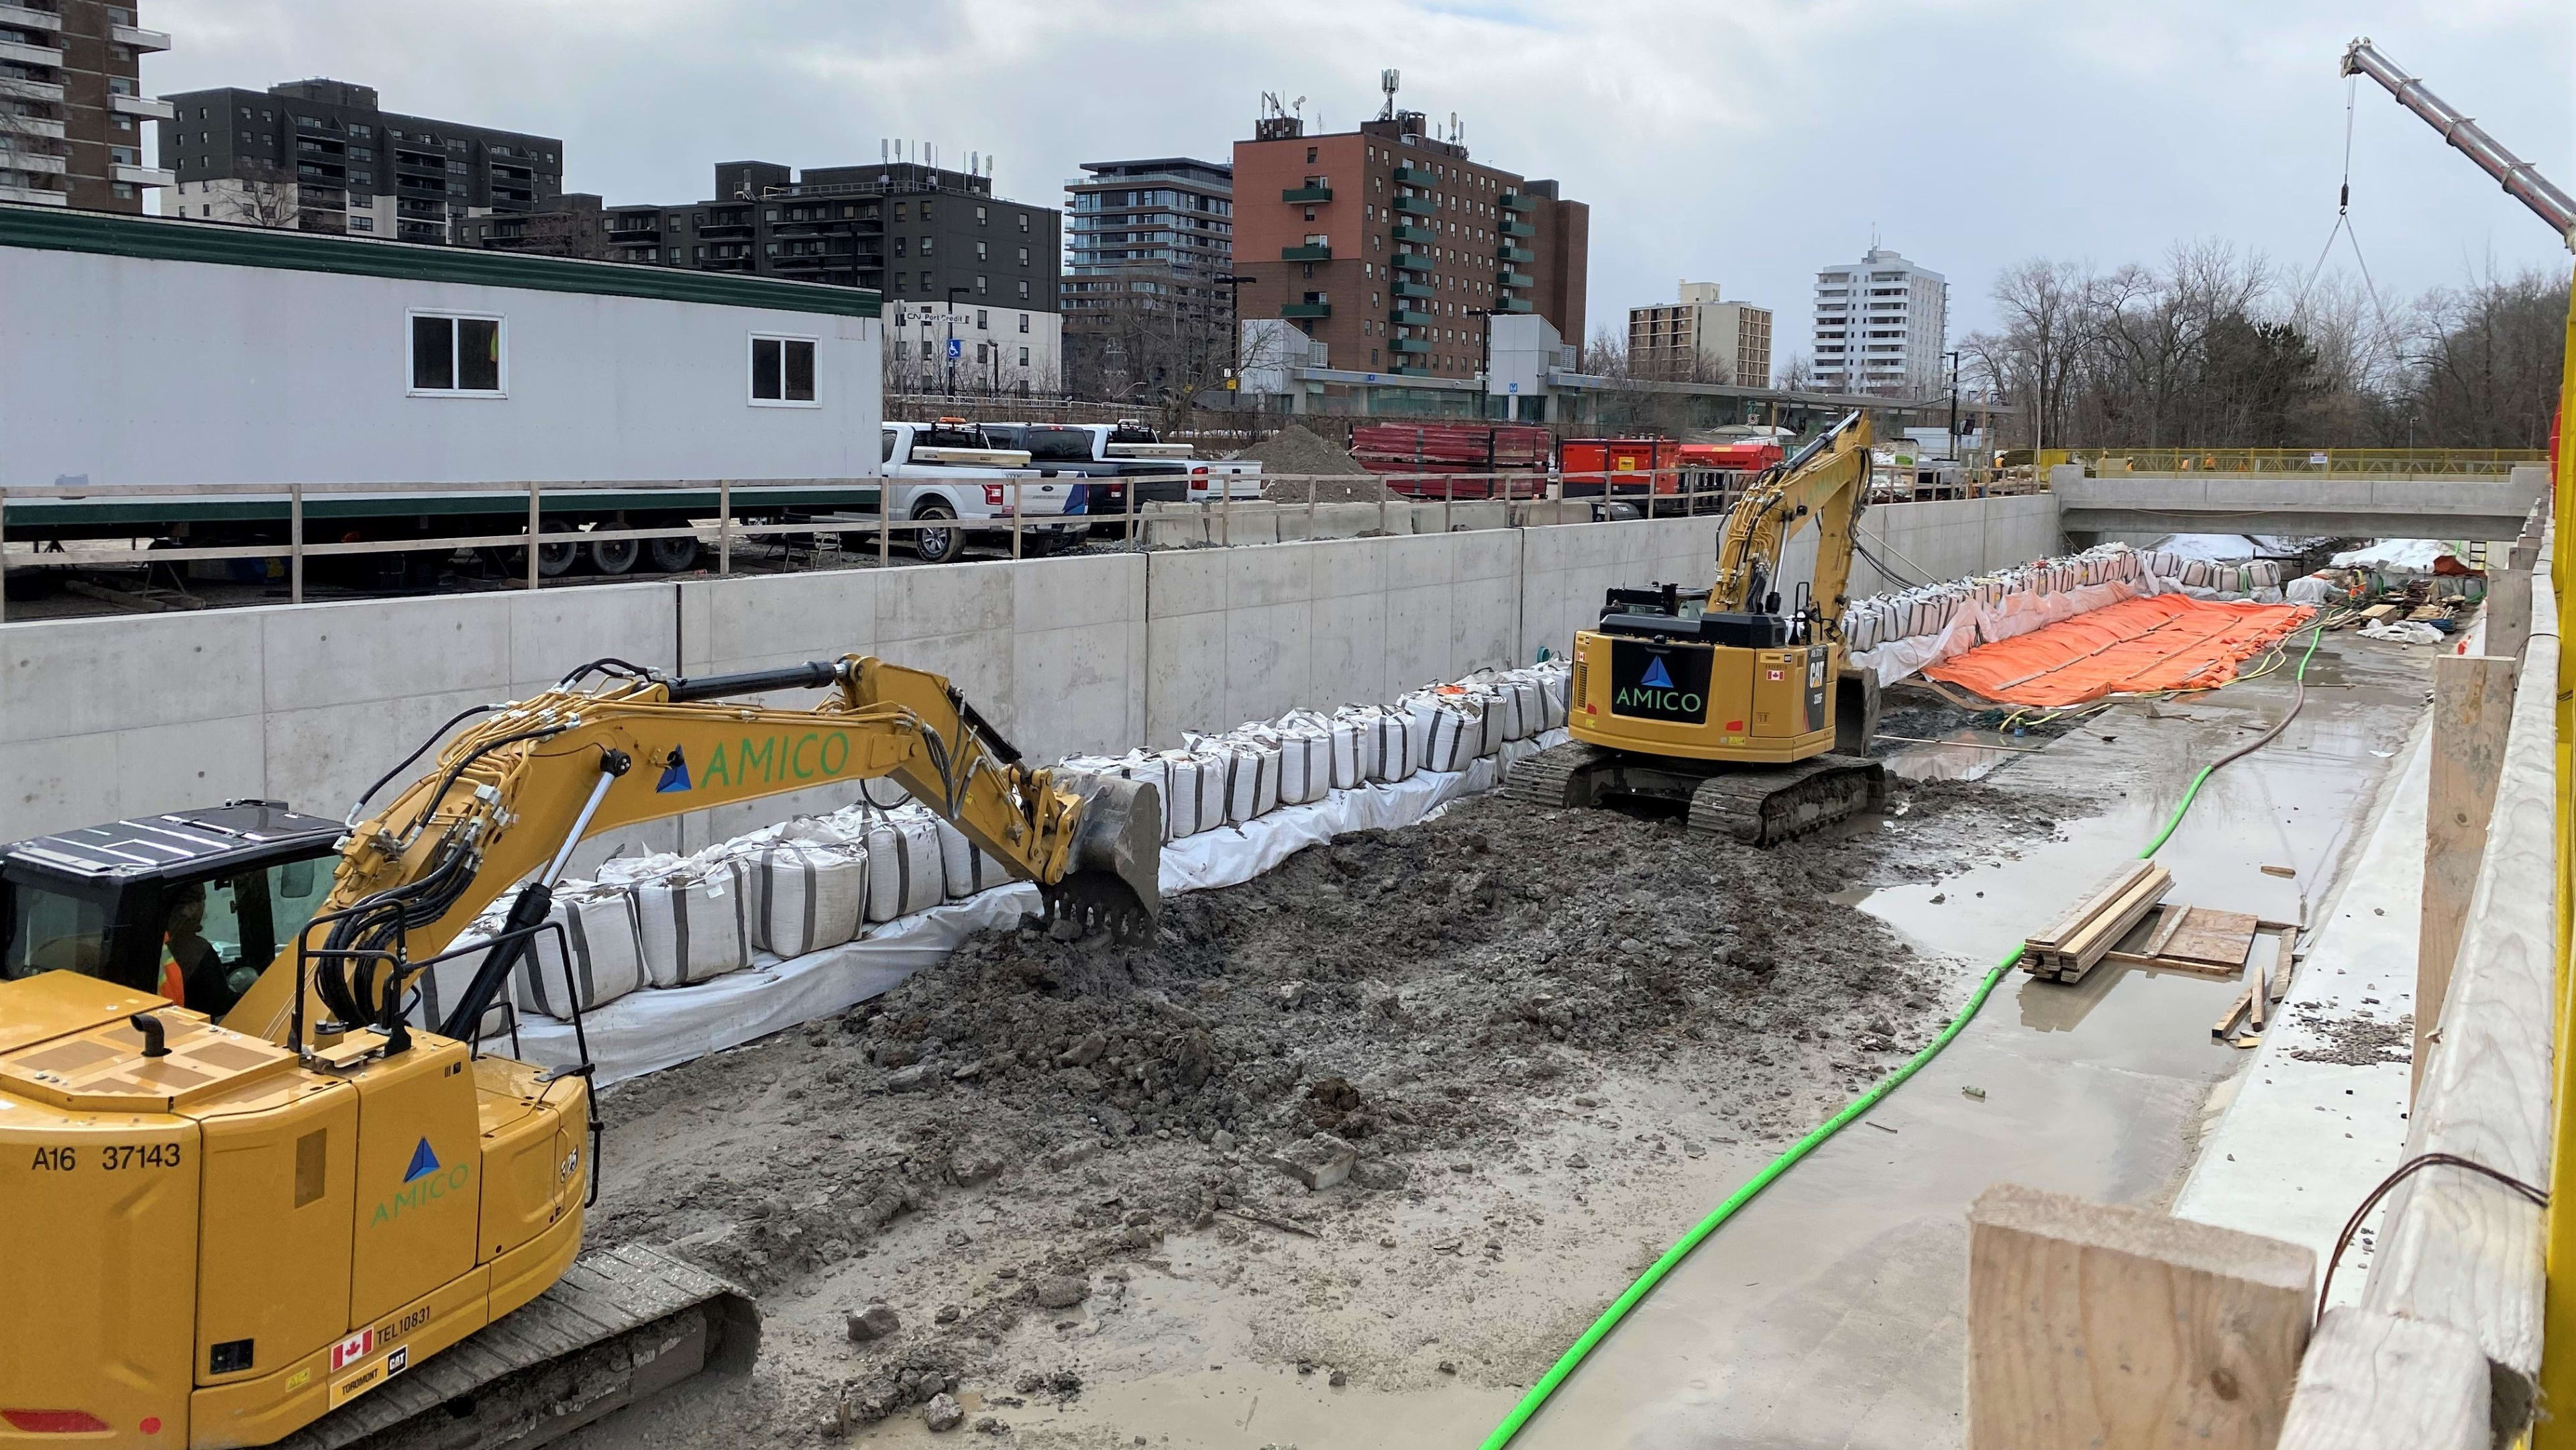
[1500,191,1538,212]
[6,113,58,138]
[112,162,174,187]
[1392,366,1434,376]
[0,144,65,174]
[1279,243,1330,261]
[1497,244,1534,263]
[1392,279,1433,299]
[1281,185,1332,203]
[1280,301,1331,319]
[109,93,174,120]
[1391,195,1434,216]
[1389,337,1430,354]
[1498,297,1534,313]
[0,74,62,102]
[1391,223,1436,244]
[0,36,62,66]
[1389,308,1434,326]
[0,178,62,203]
[1497,269,1533,288]
[109,22,170,51]
[1500,218,1534,238]
[1391,166,1435,186]
[1392,250,1433,272]
[0,3,60,30]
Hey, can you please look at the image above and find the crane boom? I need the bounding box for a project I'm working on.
[2340,36,2576,251]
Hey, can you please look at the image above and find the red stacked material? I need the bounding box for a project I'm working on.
[1560,437,1682,497]
[1351,423,1553,498]
[1925,594,2314,707]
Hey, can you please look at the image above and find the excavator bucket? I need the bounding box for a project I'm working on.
[1042,775,1163,943]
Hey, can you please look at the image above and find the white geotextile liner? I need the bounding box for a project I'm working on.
[1849,575,2187,688]
[506,729,1566,1086]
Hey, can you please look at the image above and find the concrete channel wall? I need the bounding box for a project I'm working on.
[0,493,2059,855]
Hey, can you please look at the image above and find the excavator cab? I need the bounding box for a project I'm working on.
[0,801,343,1017]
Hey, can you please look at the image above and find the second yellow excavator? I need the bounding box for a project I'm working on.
[0,654,1159,1449]
[1513,411,1886,842]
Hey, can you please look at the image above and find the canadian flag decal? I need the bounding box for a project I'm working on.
[331,1329,374,1371]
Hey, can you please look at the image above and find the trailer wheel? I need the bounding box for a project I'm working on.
[647,533,700,572]
[588,535,641,575]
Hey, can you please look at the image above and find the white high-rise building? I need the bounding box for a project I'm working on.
[1811,246,1947,397]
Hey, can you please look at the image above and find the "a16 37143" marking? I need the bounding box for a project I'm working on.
[29,1142,182,1172]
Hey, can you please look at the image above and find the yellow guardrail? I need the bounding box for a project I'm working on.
[2039,447,2544,478]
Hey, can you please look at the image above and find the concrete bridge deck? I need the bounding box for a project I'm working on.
[2055,463,2546,541]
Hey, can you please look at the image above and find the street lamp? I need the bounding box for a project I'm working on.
[946,284,970,399]
[1214,273,1254,408]
[1467,307,1499,421]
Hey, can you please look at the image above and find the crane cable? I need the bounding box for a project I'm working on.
[1477,621,2333,1449]
[2298,74,2408,374]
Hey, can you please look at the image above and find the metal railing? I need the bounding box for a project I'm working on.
[2042,446,2545,477]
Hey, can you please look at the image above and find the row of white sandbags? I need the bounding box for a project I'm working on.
[1843,544,2163,652]
[1059,662,1570,843]
[417,798,1022,1033]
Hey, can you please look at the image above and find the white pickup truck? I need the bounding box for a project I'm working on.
[982,420,1264,505]
[875,419,1084,562]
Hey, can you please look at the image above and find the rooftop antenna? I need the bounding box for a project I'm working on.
[1379,68,1400,121]
[1449,110,1460,143]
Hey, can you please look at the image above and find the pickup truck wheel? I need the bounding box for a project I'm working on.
[912,501,961,563]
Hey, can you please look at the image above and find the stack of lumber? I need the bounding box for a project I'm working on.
[2023,861,2174,983]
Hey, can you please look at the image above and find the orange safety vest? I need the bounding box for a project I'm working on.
[158,937,186,1006]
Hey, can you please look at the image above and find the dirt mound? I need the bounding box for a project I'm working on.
[1233,425,1382,501]
[582,776,2078,1439]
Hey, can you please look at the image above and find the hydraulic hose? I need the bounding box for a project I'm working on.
[1479,614,2334,1449]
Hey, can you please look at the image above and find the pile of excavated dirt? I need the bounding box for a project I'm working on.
[1231,425,1379,501]
[573,774,2082,1445]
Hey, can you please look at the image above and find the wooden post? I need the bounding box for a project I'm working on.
[1011,478,1023,560]
[2416,653,2516,1099]
[2276,1308,2489,1450]
[717,479,732,576]
[879,474,892,565]
[526,482,541,590]
[1307,473,1318,537]
[289,482,305,604]
[1966,1182,2314,1450]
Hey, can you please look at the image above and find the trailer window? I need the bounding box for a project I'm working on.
[749,335,818,406]
[409,313,504,395]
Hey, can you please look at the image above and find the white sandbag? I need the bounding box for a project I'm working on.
[1339,705,1417,784]
[1155,748,1226,837]
[743,837,869,956]
[1531,668,1570,731]
[934,819,1018,899]
[1198,740,1276,825]
[634,858,751,988]
[519,886,648,1021]
[1414,690,1484,772]
[1335,708,1387,782]
[1279,709,1363,789]
[1271,725,1332,805]
[857,809,946,921]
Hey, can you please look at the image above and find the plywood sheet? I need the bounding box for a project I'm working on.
[2162,907,2260,969]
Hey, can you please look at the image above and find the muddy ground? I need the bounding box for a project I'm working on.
[568,768,2087,1447]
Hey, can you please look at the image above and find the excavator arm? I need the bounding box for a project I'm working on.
[223,654,1160,1047]
[1710,409,1872,631]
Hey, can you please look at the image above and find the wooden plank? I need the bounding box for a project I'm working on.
[2140,901,2192,958]
[2361,576,2556,1430]
[2028,860,2156,949]
[1966,1183,2314,1450]
[2212,983,2253,1040]
[2276,1308,2488,1450]
[2162,907,2261,968]
[2055,869,2174,984]
[2265,930,2296,1004]
[2245,934,2267,1033]
[2416,654,2514,1100]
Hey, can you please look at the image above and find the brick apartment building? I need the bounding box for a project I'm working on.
[1231,107,1585,380]
[0,0,174,212]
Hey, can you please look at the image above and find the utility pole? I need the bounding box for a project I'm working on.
[1945,348,1961,461]
[1215,273,1253,410]
[1468,307,1498,421]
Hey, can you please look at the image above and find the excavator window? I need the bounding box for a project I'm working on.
[0,858,333,1016]
[3,880,108,980]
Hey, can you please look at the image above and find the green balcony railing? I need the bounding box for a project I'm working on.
[1497,269,1534,288]
[1392,279,1434,299]
[1500,191,1538,212]
[1392,223,1437,244]
[1392,365,1434,376]
[1500,218,1535,237]
[1392,250,1434,271]
[1281,185,1332,203]
[1389,337,1430,354]
[1497,244,1535,263]
[1498,297,1534,313]
[1391,166,1436,186]
[1389,308,1434,325]
[1280,301,1331,319]
[1280,243,1332,261]
[1392,195,1436,215]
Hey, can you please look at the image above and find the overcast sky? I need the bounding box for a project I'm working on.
[152,0,2572,360]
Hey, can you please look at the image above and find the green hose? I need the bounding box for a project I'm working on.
[1477,615,2333,1449]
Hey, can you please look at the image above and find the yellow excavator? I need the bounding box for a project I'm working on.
[1513,410,1886,841]
[0,655,1160,1449]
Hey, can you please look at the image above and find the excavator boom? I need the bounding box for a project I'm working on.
[2341,37,2576,251]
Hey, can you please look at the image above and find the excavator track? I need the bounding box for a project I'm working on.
[1505,740,1615,809]
[280,1245,758,1450]
[1684,754,1888,845]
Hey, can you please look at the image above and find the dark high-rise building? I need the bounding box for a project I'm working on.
[1232,103,1587,380]
[156,79,559,240]
[1061,156,1234,397]
[0,0,174,212]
